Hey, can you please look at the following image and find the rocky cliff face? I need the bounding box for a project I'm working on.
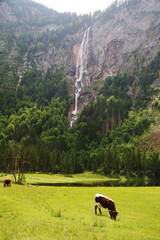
[0,2,17,23]
[69,0,160,115]
[91,0,160,76]
[0,0,160,116]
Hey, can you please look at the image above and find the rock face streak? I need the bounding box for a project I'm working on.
[70,27,91,126]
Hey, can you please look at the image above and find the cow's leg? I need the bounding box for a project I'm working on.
[98,206,102,214]
[109,210,112,219]
[95,205,98,214]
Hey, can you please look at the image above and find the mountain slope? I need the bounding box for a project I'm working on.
[0,0,160,178]
[0,0,160,115]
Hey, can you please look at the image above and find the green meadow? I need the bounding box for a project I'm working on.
[24,172,118,185]
[0,174,160,240]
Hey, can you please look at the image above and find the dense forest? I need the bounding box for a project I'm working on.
[0,52,160,180]
[0,0,160,181]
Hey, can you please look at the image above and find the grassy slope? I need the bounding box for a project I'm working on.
[24,172,118,185]
[0,182,160,240]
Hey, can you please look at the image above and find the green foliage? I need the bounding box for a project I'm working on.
[17,32,34,55]
[0,0,160,179]
[135,52,160,108]
[0,61,160,178]
[0,68,71,174]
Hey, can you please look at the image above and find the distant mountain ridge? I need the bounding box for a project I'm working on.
[0,0,160,115]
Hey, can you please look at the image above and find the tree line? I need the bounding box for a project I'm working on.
[0,50,160,180]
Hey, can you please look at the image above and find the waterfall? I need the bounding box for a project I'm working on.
[16,49,30,91]
[70,26,91,127]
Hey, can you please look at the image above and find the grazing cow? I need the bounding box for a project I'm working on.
[94,194,118,220]
[4,179,11,187]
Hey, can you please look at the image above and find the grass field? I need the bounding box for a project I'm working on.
[0,175,160,240]
[24,172,119,185]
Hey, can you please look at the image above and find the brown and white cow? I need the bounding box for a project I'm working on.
[94,194,118,220]
[4,179,11,187]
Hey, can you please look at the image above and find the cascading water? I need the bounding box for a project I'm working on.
[70,26,91,127]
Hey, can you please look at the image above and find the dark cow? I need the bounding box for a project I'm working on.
[4,179,11,187]
[94,194,118,220]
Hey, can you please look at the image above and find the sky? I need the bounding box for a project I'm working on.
[33,0,115,15]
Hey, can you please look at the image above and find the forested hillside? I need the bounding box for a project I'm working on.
[0,0,160,181]
[0,54,160,179]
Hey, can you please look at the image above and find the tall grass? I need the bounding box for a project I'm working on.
[0,182,160,240]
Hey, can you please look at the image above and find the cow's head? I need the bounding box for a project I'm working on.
[109,210,119,220]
